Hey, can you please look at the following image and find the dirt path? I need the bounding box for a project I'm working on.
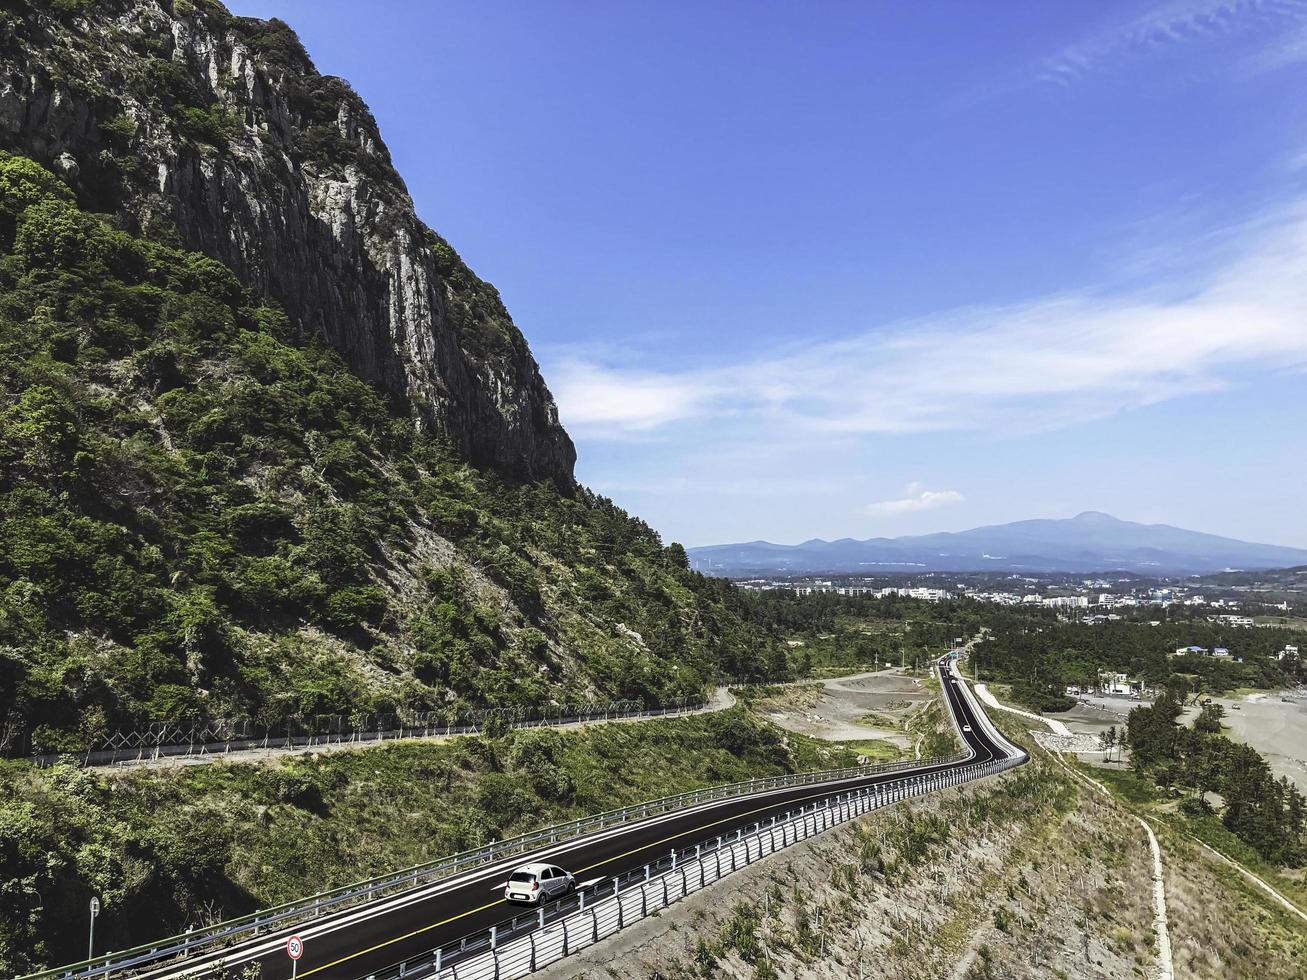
[1138,816,1175,980]
[1195,839,1307,926]
[1049,751,1173,980]
[974,683,1073,737]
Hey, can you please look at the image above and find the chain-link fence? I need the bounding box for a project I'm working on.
[20,698,704,768]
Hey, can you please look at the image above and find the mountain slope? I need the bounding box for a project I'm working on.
[689,512,1307,576]
[0,2,783,755]
[0,0,572,480]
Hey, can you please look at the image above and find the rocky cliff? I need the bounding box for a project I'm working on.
[0,0,781,755]
[0,0,574,481]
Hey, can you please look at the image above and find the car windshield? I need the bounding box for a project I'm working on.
[509,872,536,883]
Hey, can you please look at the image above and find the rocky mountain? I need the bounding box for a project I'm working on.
[0,0,573,481]
[689,512,1307,576]
[0,0,780,754]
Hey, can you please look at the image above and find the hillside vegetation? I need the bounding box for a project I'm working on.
[0,152,778,755]
[1125,695,1306,866]
[0,708,853,975]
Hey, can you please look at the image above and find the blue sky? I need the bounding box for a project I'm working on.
[227,0,1307,548]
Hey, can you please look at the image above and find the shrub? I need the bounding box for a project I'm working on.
[323,585,386,629]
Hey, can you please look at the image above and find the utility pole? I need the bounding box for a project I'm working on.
[88,896,99,960]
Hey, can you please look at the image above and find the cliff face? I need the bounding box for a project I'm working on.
[0,0,575,482]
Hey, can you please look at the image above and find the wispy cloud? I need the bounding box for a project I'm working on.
[1034,0,1278,88]
[550,200,1307,441]
[958,0,1307,104]
[549,362,708,433]
[867,485,965,516]
[1243,20,1307,74]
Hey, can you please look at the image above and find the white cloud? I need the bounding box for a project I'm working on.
[549,362,709,433]
[866,485,965,516]
[1244,21,1307,74]
[1032,0,1279,88]
[551,200,1307,441]
[956,0,1307,104]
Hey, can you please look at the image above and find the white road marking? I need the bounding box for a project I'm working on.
[143,770,904,980]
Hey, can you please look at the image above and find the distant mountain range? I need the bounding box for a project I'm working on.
[688,512,1307,577]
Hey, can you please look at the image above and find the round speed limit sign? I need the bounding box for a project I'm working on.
[286,935,304,961]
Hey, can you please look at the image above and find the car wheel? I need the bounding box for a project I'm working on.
[567,881,576,894]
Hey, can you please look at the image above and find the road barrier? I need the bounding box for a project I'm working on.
[368,754,1023,980]
[359,666,1028,980]
[28,663,1015,980]
[22,750,960,980]
[20,699,704,769]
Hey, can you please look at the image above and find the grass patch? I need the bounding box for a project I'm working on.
[838,738,905,762]
[1071,757,1307,915]
[859,710,905,729]
[0,708,853,975]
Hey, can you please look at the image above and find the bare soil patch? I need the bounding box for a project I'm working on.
[752,670,929,750]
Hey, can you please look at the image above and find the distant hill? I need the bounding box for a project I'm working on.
[688,512,1307,576]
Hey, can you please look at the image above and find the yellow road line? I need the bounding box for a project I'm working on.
[296,899,497,978]
[291,673,972,980]
[291,770,914,979]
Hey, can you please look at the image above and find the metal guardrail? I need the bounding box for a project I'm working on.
[23,745,958,980]
[27,659,984,980]
[362,661,1024,980]
[380,752,1025,979]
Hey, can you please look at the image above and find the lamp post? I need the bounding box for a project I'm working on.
[88,896,100,960]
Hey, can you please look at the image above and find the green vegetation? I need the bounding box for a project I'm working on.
[974,605,1303,709]
[742,591,977,676]
[1078,759,1307,925]
[1125,694,1306,865]
[907,689,961,760]
[729,586,1303,711]
[838,738,903,763]
[0,152,780,753]
[660,738,1085,980]
[0,708,852,975]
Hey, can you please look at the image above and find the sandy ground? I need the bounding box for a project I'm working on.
[1049,695,1137,735]
[1057,689,1307,791]
[1212,689,1307,792]
[1051,699,1131,734]
[753,669,931,749]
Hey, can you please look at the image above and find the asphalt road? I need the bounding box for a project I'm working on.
[152,662,1007,980]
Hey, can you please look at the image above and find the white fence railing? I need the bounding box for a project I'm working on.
[23,752,957,980]
[369,692,1025,980]
[29,665,1020,980]
[399,752,1019,980]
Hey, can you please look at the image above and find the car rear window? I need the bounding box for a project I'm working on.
[510,872,536,883]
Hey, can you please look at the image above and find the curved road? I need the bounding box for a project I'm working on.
[145,661,1013,980]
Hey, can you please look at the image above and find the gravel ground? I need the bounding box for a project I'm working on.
[753,669,929,748]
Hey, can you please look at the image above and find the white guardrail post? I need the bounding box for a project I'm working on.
[428,667,1028,980]
[30,728,979,980]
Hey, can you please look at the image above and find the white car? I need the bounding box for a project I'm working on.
[504,863,576,904]
[962,724,972,732]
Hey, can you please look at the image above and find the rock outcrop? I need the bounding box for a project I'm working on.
[0,0,575,482]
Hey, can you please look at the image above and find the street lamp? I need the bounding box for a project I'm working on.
[88,896,100,960]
